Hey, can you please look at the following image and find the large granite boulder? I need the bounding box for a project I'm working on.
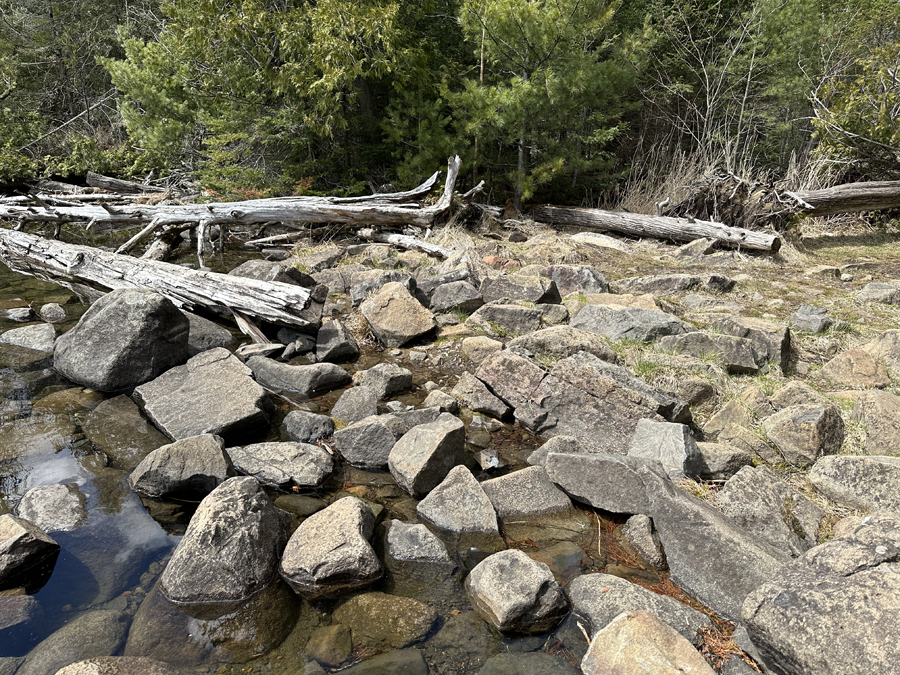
[332,410,441,469]
[861,328,900,372]
[349,269,416,307]
[851,390,900,456]
[228,441,332,489]
[129,434,235,499]
[570,305,689,342]
[388,413,466,497]
[15,484,87,533]
[386,521,453,565]
[282,410,335,444]
[360,282,436,347]
[330,386,378,424]
[0,514,59,592]
[133,348,271,443]
[451,371,509,418]
[417,465,499,535]
[246,357,351,395]
[160,477,284,617]
[183,311,234,357]
[820,348,890,388]
[615,274,701,295]
[53,288,189,392]
[742,512,900,675]
[715,315,790,370]
[480,466,572,518]
[761,404,845,467]
[465,304,542,339]
[55,656,184,675]
[808,454,900,512]
[465,549,568,633]
[354,363,413,399]
[279,497,382,598]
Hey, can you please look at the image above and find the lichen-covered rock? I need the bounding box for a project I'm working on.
[228,442,332,489]
[417,465,499,535]
[761,404,845,467]
[820,348,890,388]
[360,282,436,347]
[388,413,466,497]
[808,454,900,512]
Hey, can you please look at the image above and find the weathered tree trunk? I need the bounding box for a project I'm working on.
[533,205,781,253]
[86,171,169,194]
[0,229,318,330]
[357,228,452,258]
[790,181,900,216]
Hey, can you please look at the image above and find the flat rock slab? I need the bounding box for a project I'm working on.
[0,324,55,353]
[160,476,283,617]
[761,404,845,467]
[742,512,900,675]
[388,412,466,497]
[354,363,412,399]
[429,280,484,314]
[228,441,332,489]
[808,454,900,512]
[129,434,235,499]
[506,325,619,364]
[658,332,761,374]
[466,549,568,634]
[417,465,499,534]
[640,467,789,622]
[568,573,711,644]
[360,282,436,347]
[332,592,438,649]
[81,394,170,471]
[571,305,688,342]
[246,356,351,395]
[133,348,271,443]
[279,496,382,598]
[581,610,715,675]
[480,466,572,518]
[627,419,702,480]
[16,483,87,532]
[857,282,900,304]
[465,303,543,339]
[820,348,890,388]
[713,466,822,557]
[615,274,701,295]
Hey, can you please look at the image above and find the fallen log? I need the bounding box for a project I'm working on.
[86,171,169,194]
[790,180,900,216]
[533,205,781,253]
[357,228,453,258]
[0,229,318,330]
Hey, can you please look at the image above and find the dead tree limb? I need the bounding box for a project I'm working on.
[357,228,453,258]
[0,229,318,330]
[86,172,169,194]
[533,205,781,253]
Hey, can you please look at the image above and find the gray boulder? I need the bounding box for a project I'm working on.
[282,410,335,444]
[695,442,752,480]
[386,521,452,564]
[541,264,608,296]
[0,595,43,656]
[279,496,382,598]
[480,275,561,305]
[790,304,833,332]
[228,441,332,489]
[0,324,55,353]
[315,319,360,362]
[761,404,845,467]
[330,386,378,424]
[480,466,572,518]
[388,413,466,497]
[417,465,499,534]
[641,467,790,621]
[861,328,900,371]
[742,512,900,675]
[429,281,484,314]
[332,591,438,651]
[54,288,189,392]
[355,362,412,399]
[296,247,345,273]
[627,419,702,480]
[568,573,711,643]
[715,316,790,370]
[545,452,665,514]
[360,282,436,347]
[658,332,761,374]
[129,434,235,499]
[506,325,619,364]
[622,514,666,569]
[333,413,408,469]
[770,380,831,410]
[421,389,459,413]
[615,274,701,295]
[808,454,900,512]
[713,466,822,557]
[852,390,900,456]
[465,549,568,633]
[133,348,271,443]
[39,302,66,322]
[183,311,234,357]
[451,371,509,418]
[570,305,688,342]
[526,435,585,467]
[0,514,59,592]
[820,348,890,388]
[160,477,283,617]
[466,303,543,338]
[246,356,351,395]
[857,282,900,304]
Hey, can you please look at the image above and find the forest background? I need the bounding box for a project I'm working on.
[0,0,897,212]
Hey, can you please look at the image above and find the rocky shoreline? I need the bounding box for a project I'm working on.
[2,227,900,675]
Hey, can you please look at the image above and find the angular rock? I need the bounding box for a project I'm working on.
[526,435,585,467]
[541,264,608,296]
[350,270,416,307]
[627,419,702,480]
[54,288,189,393]
[480,275,560,305]
[545,452,667,514]
[421,389,459,413]
[861,328,900,372]
[279,497,382,598]
[761,404,845,467]
[386,521,452,564]
[480,466,572,518]
[330,386,378,424]
[658,332,761,374]
[229,258,317,286]
[466,304,542,338]
[742,512,900,675]
[640,467,790,621]
[354,362,412,399]
[282,410,335,444]
[315,319,360,362]
[570,305,688,342]
[706,273,736,293]
[808,454,900,512]
[696,442,752,480]
[160,477,283,616]
[820,348,890,388]
[129,434,235,499]
[333,414,405,469]
[81,394,170,470]
[183,311,234,357]
[770,380,831,410]
[703,400,751,437]
[474,351,546,409]
[506,326,619,364]
[417,466,499,534]
[246,356,351,395]
[133,348,271,443]
[0,324,55,353]
[461,336,503,362]
[622,514,666,569]
[713,466,822,557]
[295,248,344,273]
[568,574,711,643]
[581,610,715,675]
[16,484,87,533]
[715,316,790,369]
[333,592,438,649]
[851,390,900,456]
[616,274,701,295]
[429,281,484,314]
[790,304,833,333]
[0,514,59,592]
[360,282,436,347]
[452,371,509,418]
[228,442,332,489]
[388,413,466,497]
[466,549,568,634]
[535,302,568,324]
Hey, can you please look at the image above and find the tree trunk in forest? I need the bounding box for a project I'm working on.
[533,205,781,253]
[0,229,319,330]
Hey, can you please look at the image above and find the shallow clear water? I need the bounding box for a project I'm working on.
[0,259,658,674]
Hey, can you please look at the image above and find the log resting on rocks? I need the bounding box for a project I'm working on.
[534,205,781,253]
[0,230,318,330]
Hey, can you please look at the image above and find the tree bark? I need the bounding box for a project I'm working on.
[86,172,169,194]
[0,229,318,330]
[791,180,900,216]
[533,205,781,253]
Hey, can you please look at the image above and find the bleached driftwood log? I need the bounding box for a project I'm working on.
[357,228,453,258]
[86,171,169,194]
[533,205,781,253]
[0,229,318,330]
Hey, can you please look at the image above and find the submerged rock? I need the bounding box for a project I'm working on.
[16,610,130,675]
[0,514,59,592]
[332,592,438,649]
